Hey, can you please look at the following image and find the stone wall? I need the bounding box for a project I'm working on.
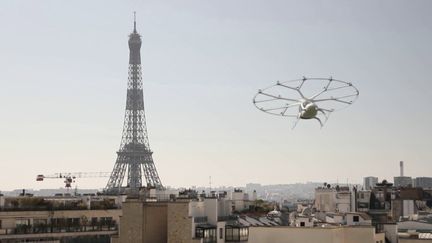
[117,200,199,243]
[119,199,144,243]
[248,226,382,243]
[142,203,167,243]
[167,202,193,243]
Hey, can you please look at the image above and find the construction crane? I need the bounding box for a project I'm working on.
[36,172,111,188]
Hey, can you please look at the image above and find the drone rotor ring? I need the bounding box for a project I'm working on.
[253,77,359,127]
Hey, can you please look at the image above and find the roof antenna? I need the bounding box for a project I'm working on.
[133,11,137,33]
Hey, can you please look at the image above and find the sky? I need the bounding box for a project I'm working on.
[1,0,432,191]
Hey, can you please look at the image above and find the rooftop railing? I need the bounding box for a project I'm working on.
[0,222,117,235]
[194,216,208,223]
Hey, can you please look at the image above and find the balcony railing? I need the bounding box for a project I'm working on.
[1,222,117,235]
[194,216,208,223]
[0,204,119,211]
[218,215,238,222]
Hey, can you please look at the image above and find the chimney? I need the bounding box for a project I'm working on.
[400,161,404,177]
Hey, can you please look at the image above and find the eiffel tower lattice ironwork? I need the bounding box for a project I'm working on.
[105,15,163,194]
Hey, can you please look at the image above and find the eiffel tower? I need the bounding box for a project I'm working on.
[105,14,163,194]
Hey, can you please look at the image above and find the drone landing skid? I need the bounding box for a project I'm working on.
[291,117,324,129]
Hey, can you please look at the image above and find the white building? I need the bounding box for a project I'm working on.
[414,177,432,189]
[314,186,353,213]
[394,176,413,188]
[229,189,251,212]
[356,190,372,212]
[363,176,378,190]
[293,216,314,227]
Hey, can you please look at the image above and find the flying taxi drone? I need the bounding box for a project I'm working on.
[253,77,359,128]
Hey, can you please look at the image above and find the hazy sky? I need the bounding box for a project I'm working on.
[1,0,432,191]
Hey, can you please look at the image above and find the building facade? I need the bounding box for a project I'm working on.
[364,177,378,190]
[314,186,354,213]
[248,226,385,243]
[394,176,413,188]
[0,195,121,242]
[414,177,432,189]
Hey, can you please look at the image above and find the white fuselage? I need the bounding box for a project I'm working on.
[300,102,318,119]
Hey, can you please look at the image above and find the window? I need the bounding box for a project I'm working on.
[233,228,239,238]
[51,218,64,226]
[91,217,98,225]
[226,226,249,242]
[15,219,30,226]
[219,228,223,239]
[15,219,31,234]
[353,216,359,222]
[195,226,216,243]
[239,228,248,241]
[33,219,47,225]
[300,222,305,227]
[32,219,48,233]
[204,228,216,243]
[100,217,113,226]
[195,227,204,238]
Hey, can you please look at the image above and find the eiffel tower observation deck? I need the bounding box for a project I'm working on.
[105,14,163,195]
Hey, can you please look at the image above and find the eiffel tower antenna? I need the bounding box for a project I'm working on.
[105,14,163,195]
